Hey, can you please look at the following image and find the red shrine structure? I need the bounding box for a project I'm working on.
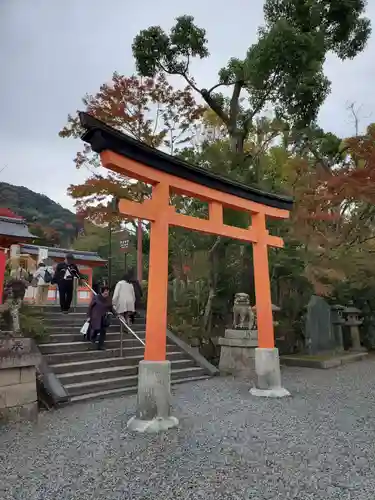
[0,209,35,304]
[0,209,106,305]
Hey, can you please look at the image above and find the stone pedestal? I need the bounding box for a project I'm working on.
[331,304,345,352]
[343,303,366,353]
[127,360,179,433]
[250,347,290,398]
[218,329,258,378]
[0,338,38,424]
[349,325,366,352]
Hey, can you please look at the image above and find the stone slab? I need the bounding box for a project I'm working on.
[0,338,39,370]
[0,381,37,407]
[218,337,258,348]
[0,367,21,387]
[224,329,258,340]
[0,402,38,424]
[280,352,368,369]
[20,366,36,384]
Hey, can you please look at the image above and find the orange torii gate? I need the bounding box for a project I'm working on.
[80,112,293,432]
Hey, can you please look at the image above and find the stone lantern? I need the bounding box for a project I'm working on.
[330,303,345,352]
[343,302,365,352]
[251,303,281,330]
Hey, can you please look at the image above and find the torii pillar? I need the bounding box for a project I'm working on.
[0,248,6,305]
[79,112,294,432]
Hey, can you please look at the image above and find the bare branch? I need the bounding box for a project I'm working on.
[207,81,235,94]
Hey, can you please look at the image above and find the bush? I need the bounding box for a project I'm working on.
[0,303,47,341]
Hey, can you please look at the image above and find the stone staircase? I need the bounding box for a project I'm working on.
[38,306,216,404]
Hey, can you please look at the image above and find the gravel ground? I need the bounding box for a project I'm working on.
[2,360,375,500]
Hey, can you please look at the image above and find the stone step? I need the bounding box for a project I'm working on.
[64,366,207,397]
[50,351,187,374]
[58,359,196,385]
[36,306,88,313]
[40,338,164,354]
[60,365,138,384]
[41,331,146,344]
[69,386,137,404]
[44,344,176,363]
[43,323,146,334]
[68,375,210,404]
[65,374,138,396]
[44,312,144,323]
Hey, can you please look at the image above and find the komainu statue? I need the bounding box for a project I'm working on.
[233,293,254,330]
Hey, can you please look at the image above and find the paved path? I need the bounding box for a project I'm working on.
[2,360,375,499]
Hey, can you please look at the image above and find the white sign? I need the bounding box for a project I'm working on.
[120,239,130,250]
[10,244,20,259]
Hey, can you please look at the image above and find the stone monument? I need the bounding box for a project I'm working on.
[218,293,258,378]
[304,295,336,354]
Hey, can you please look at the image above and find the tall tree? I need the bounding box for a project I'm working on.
[132,2,370,158]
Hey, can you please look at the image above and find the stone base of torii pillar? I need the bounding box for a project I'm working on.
[250,347,290,398]
[127,360,179,433]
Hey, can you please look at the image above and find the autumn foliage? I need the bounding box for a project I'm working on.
[60,73,204,223]
[281,124,375,294]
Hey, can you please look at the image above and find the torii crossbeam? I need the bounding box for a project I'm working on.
[80,112,293,431]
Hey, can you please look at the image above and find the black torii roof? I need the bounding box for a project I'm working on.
[79,112,293,212]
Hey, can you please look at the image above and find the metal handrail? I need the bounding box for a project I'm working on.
[118,314,145,346]
[81,280,145,352]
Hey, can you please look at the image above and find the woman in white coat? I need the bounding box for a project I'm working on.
[112,274,135,323]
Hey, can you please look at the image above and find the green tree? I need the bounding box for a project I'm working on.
[132,2,370,159]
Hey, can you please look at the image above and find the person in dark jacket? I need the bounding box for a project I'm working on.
[87,286,116,350]
[126,269,143,324]
[52,253,81,313]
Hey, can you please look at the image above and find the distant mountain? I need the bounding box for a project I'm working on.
[0,182,78,247]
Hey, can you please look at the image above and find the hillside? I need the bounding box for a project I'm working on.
[0,182,78,246]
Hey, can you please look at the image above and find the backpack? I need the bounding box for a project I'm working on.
[44,269,53,284]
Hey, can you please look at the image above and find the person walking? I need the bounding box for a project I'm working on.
[52,253,81,313]
[86,286,116,350]
[112,273,135,323]
[127,269,143,324]
[33,262,53,305]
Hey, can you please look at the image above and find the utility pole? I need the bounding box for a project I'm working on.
[108,221,112,290]
[137,219,143,282]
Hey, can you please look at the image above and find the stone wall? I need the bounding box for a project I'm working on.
[0,338,38,424]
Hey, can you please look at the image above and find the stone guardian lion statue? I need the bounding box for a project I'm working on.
[233,293,254,329]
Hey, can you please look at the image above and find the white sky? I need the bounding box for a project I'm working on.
[1,0,375,211]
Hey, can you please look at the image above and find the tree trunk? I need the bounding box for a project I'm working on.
[202,237,221,333]
[229,132,245,155]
